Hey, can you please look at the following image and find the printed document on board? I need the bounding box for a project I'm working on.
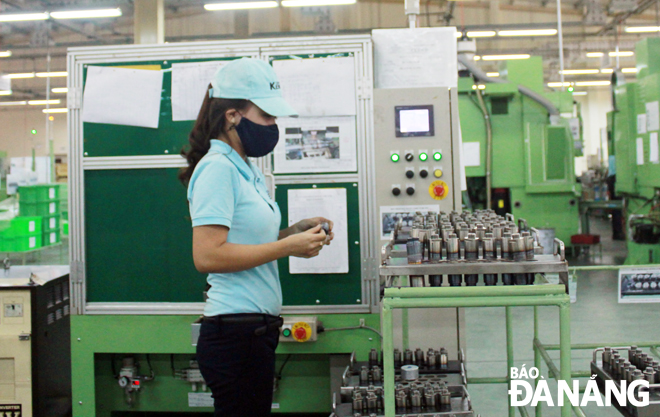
[288,188,349,274]
[82,66,163,129]
[171,61,229,121]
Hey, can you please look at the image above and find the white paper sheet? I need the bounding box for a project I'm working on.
[651,132,659,163]
[0,74,10,91]
[647,101,660,132]
[171,61,228,121]
[637,137,645,165]
[380,204,440,240]
[462,142,481,167]
[373,27,458,89]
[273,57,356,117]
[273,116,357,173]
[637,114,648,134]
[82,66,163,129]
[288,188,349,274]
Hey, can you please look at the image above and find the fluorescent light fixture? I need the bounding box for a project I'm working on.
[586,52,604,58]
[7,73,35,79]
[471,85,487,90]
[50,8,122,19]
[0,90,12,96]
[0,101,27,106]
[42,108,68,114]
[473,56,481,61]
[28,99,61,105]
[601,68,614,74]
[205,1,278,9]
[625,26,660,33]
[467,31,496,38]
[574,81,610,86]
[498,29,557,36]
[609,51,634,57]
[52,87,68,94]
[36,72,68,78]
[0,51,11,58]
[547,82,573,87]
[455,31,463,38]
[622,68,638,73]
[282,0,355,6]
[486,72,500,77]
[0,12,48,22]
[572,91,588,96]
[559,69,599,75]
[481,54,530,61]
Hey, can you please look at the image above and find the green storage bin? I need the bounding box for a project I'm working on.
[42,214,61,232]
[19,184,60,202]
[42,228,61,246]
[10,216,42,236]
[2,234,41,252]
[63,220,69,236]
[19,200,60,217]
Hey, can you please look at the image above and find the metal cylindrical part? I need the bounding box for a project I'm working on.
[522,231,535,260]
[617,358,627,377]
[425,392,436,408]
[639,353,648,368]
[427,350,437,368]
[440,389,451,405]
[430,238,442,261]
[410,275,425,287]
[372,366,382,382]
[440,348,448,368]
[406,238,422,264]
[464,234,479,286]
[603,347,612,365]
[429,275,443,287]
[401,365,419,381]
[510,234,526,262]
[394,349,402,368]
[360,366,369,384]
[611,353,620,372]
[629,346,638,364]
[415,349,425,366]
[644,367,656,383]
[395,391,407,411]
[366,392,377,411]
[623,362,632,381]
[404,349,413,365]
[369,348,378,367]
[447,235,462,286]
[352,392,363,412]
[411,390,422,408]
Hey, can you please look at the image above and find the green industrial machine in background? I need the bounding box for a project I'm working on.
[608,38,660,265]
[0,151,7,201]
[457,56,582,248]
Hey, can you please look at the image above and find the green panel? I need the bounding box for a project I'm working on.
[85,168,206,302]
[499,57,545,93]
[625,242,660,265]
[636,37,660,79]
[71,314,380,417]
[82,58,241,157]
[458,93,487,177]
[275,182,362,306]
[491,94,526,188]
[611,83,638,195]
[636,72,660,191]
[546,126,568,180]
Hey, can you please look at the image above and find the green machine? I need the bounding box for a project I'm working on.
[67,35,382,416]
[457,54,582,247]
[0,151,7,201]
[608,38,660,265]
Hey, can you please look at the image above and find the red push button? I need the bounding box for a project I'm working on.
[433,185,445,197]
[294,327,307,340]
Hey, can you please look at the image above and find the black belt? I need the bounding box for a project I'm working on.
[203,313,283,336]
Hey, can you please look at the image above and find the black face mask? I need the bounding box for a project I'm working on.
[234,115,279,158]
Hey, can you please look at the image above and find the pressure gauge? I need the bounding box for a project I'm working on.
[118,376,130,388]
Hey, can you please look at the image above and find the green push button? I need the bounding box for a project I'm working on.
[433,152,442,161]
[282,328,291,337]
[391,153,400,162]
[419,152,428,162]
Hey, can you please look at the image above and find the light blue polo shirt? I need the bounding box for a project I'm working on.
[187,140,283,317]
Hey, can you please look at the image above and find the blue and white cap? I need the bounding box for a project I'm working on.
[209,58,298,118]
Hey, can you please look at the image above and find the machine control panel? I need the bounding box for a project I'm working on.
[279,316,318,343]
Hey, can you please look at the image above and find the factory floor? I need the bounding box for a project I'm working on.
[466,215,657,417]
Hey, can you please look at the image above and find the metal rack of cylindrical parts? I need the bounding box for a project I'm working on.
[370,210,574,417]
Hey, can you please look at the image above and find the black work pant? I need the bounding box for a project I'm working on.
[196,314,281,417]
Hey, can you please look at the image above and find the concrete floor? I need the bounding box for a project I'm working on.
[465,216,660,417]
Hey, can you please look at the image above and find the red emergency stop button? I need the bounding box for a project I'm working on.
[434,185,445,197]
[294,327,307,340]
[428,180,449,200]
[291,322,312,342]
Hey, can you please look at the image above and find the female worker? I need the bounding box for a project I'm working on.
[179,58,334,417]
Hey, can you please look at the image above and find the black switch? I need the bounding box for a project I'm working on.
[392,187,401,196]
[405,170,415,179]
[406,187,415,196]
[419,169,428,178]
[405,153,414,162]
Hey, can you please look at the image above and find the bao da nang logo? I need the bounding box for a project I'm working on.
[508,365,650,407]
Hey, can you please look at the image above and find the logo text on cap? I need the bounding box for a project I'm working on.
[270,82,280,90]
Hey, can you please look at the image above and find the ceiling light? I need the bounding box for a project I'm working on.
[50,8,122,19]
[28,99,61,105]
[0,90,12,96]
[609,51,634,57]
[204,1,278,9]
[601,68,614,74]
[473,56,481,61]
[481,54,530,60]
[0,12,48,22]
[498,29,557,36]
[282,0,355,6]
[559,69,599,75]
[625,26,660,33]
[574,81,611,86]
[455,32,463,38]
[622,68,638,73]
[547,82,573,87]
[0,51,11,58]
[52,87,68,94]
[0,101,27,106]
[572,91,588,96]
[486,72,500,77]
[7,73,35,79]
[467,31,496,38]
[42,108,68,114]
[586,52,604,58]
[36,72,68,78]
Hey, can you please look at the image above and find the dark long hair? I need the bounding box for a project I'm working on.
[178,84,250,186]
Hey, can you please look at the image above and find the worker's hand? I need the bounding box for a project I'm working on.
[284,224,328,258]
[293,217,335,245]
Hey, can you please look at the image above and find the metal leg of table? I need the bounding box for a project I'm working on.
[382,303,395,417]
[559,301,572,417]
[534,306,542,417]
[506,306,515,417]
